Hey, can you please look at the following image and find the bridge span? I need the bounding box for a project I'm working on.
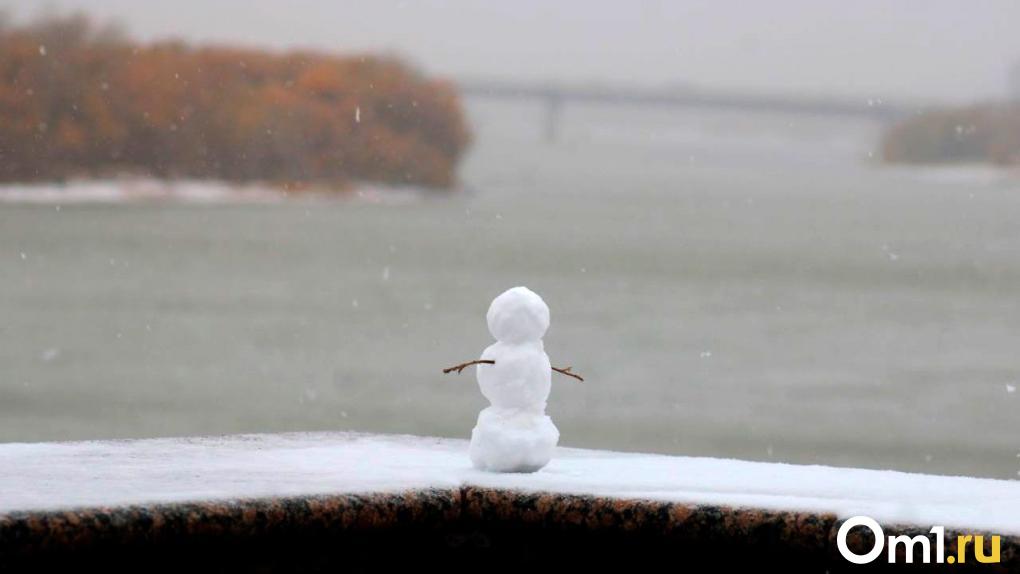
[457,79,921,141]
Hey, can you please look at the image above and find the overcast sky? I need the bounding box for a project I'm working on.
[4,0,1020,103]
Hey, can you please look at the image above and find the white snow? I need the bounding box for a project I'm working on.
[2,431,1020,536]
[485,286,550,344]
[469,407,559,473]
[0,179,286,204]
[0,433,461,513]
[477,341,551,410]
[0,178,443,205]
[470,287,559,472]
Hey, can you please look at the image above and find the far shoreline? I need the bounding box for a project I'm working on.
[0,177,466,206]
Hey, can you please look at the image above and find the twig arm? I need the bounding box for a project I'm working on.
[442,359,495,374]
[552,366,584,382]
[444,359,584,382]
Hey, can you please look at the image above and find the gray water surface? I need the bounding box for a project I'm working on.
[2,100,1019,479]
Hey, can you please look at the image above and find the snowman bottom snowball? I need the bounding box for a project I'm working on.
[469,407,559,473]
[443,286,583,473]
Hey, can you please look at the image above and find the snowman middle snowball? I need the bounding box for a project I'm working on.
[469,286,560,472]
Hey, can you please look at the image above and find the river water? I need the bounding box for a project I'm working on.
[2,99,1019,479]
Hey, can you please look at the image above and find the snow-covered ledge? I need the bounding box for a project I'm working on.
[1,432,1018,570]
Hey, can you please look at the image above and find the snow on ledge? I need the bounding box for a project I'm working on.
[1,431,1018,535]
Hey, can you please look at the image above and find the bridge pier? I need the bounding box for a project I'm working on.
[544,92,563,143]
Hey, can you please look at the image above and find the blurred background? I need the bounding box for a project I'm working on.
[1,1,1019,480]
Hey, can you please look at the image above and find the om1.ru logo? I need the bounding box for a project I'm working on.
[837,516,1000,565]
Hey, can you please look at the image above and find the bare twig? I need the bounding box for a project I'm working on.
[552,366,584,382]
[442,359,494,374]
[443,360,584,383]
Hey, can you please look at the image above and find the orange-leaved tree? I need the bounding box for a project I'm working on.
[0,14,472,189]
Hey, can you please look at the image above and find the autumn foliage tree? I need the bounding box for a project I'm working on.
[882,103,1020,167]
[0,15,471,189]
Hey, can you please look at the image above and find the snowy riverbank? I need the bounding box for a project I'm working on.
[0,178,442,205]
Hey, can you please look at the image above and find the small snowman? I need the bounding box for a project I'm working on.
[444,286,582,473]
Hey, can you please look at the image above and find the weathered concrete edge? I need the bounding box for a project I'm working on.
[1,487,1018,570]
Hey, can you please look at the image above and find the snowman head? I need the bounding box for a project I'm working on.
[486,286,550,343]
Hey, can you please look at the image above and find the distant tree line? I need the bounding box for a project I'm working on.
[882,103,1020,166]
[0,14,471,189]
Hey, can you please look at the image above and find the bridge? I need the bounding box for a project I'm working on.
[457,79,921,141]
